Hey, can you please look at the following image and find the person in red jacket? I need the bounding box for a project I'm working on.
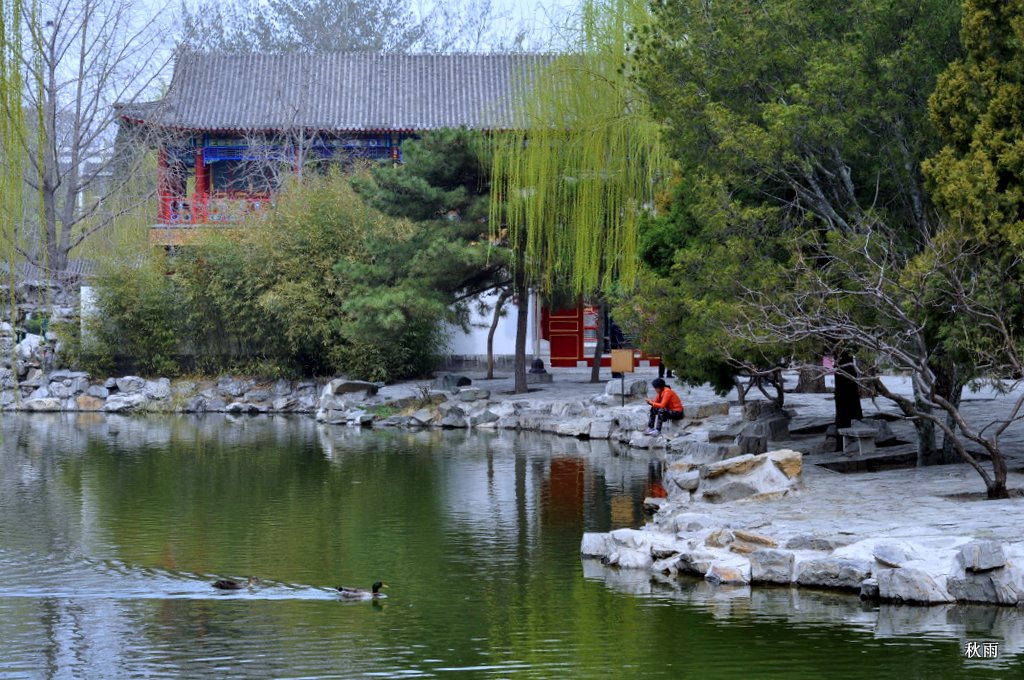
[645,377,684,436]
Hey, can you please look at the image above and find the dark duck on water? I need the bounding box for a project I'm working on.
[336,581,387,599]
[212,576,259,590]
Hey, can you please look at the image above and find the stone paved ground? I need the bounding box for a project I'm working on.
[379,366,1024,542]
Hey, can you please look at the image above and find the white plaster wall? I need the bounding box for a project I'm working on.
[444,290,537,357]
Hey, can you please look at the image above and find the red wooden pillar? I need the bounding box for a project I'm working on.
[193,148,208,223]
[157,148,169,222]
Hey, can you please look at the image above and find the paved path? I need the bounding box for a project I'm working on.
[380,366,1024,540]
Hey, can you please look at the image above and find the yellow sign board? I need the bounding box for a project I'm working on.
[610,349,635,373]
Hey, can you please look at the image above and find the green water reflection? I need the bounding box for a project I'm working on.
[0,413,1017,678]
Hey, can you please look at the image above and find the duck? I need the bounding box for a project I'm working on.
[212,576,259,590]
[336,581,387,599]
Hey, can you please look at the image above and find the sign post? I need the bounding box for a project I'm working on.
[610,349,635,407]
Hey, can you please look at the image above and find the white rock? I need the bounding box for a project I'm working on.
[876,562,954,604]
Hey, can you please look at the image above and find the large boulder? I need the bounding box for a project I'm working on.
[795,557,872,591]
[876,563,954,604]
[104,393,149,412]
[321,378,379,399]
[750,549,796,584]
[605,378,649,398]
[115,375,146,393]
[957,540,1006,572]
[698,450,801,504]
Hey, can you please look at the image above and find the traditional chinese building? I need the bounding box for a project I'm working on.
[117,51,651,368]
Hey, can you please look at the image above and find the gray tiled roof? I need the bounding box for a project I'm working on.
[120,51,552,133]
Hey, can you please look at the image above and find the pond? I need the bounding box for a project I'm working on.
[0,413,1016,678]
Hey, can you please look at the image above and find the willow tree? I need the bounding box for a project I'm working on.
[0,0,28,334]
[490,0,669,388]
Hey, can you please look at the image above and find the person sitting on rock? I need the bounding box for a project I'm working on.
[645,378,684,436]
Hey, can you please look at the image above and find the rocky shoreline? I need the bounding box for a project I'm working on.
[8,358,1024,608]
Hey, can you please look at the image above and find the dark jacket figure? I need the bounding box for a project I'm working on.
[646,378,684,435]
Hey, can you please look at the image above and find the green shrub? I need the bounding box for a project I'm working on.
[88,255,183,377]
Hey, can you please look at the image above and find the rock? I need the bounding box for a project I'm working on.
[698,451,796,503]
[433,374,472,391]
[48,372,89,383]
[668,439,741,462]
[184,396,207,412]
[48,375,90,398]
[742,400,784,421]
[643,497,668,514]
[409,409,435,426]
[735,434,768,454]
[750,549,795,584]
[581,533,610,557]
[705,528,735,547]
[873,541,921,568]
[707,421,746,443]
[690,401,730,418]
[115,375,146,393]
[322,379,379,399]
[272,396,296,411]
[497,415,520,429]
[457,386,490,401]
[766,449,802,479]
[75,395,105,411]
[795,557,872,591]
[471,410,500,426]
[556,418,589,437]
[672,469,701,493]
[24,397,62,411]
[729,541,761,555]
[144,378,172,400]
[733,529,778,547]
[876,564,954,604]
[27,385,51,400]
[605,378,648,398]
[784,535,850,551]
[706,563,748,585]
[104,393,148,412]
[860,578,880,600]
[588,420,612,439]
[225,401,261,414]
[702,454,763,479]
[440,413,467,428]
[957,540,1006,573]
[677,551,716,576]
[743,417,790,440]
[16,334,43,361]
[948,568,1021,604]
[86,385,109,399]
[700,480,765,503]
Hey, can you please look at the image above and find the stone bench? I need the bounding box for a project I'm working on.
[838,427,878,455]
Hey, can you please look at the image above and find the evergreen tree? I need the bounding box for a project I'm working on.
[630,0,962,441]
[354,129,511,377]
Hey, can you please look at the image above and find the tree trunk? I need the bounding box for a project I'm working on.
[589,300,606,383]
[833,352,863,451]
[913,387,937,466]
[733,375,747,406]
[795,364,826,393]
[935,364,964,465]
[486,288,511,380]
[512,272,528,394]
